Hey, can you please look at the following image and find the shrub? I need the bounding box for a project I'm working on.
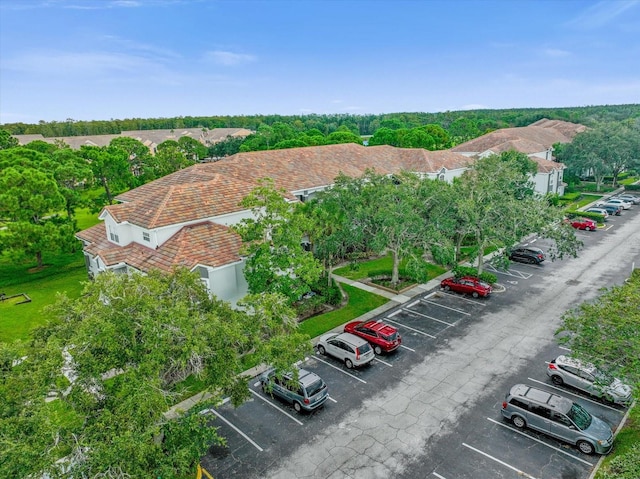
[624,184,640,191]
[566,209,605,223]
[559,192,581,201]
[452,265,497,285]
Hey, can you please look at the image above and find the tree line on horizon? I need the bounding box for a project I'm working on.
[3,103,639,141]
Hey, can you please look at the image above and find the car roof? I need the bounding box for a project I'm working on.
[509,384,572,413]
[555,355,597,374]
[335,332,369,346]
[363,320,397,335]
[296,368,323,387]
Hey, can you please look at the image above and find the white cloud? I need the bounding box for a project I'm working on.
[3,50,157,75]
[203,50,256,66]
[542,48,571,58]
[567,0,640,29]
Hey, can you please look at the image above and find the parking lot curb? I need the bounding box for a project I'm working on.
[586,398,637,479]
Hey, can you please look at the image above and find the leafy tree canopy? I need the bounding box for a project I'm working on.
[0,268,310,478]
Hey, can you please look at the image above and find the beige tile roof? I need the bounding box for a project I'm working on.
[451,119,584,154]
[84,143,472,273]
[13,128,252,151]
[528,156,565,173]
[77,221,242,273]
[105,173,257,228]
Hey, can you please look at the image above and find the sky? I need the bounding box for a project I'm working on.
[1,0,639,125]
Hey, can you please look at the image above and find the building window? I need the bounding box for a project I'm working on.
[143,231,150,242]
[108,226,119,244]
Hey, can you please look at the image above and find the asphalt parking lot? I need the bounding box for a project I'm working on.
[201,205,639,479]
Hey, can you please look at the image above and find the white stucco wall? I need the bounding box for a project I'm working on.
[207,260,248,303]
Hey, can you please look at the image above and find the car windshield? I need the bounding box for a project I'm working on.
[567,403,592,430]
[358,343,372,354]
[380,332,398,342]
[593,369,614,385]
[306,379,325,397]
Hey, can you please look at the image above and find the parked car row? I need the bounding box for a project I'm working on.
[588,192,639,220]
[501,354,633,456]
[261,321,402,412]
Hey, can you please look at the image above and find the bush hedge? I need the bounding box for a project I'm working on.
[452,265,498,285]
[566,209,606,223]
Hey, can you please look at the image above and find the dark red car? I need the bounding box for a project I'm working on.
[570,217,597,231]
[343,320,402,354]
[440,276,492,298]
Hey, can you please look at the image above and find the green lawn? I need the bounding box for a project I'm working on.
[0,252,88,343]
[595,407,640,478]
[0,207,100,343]
[333,254,446,281]
[298,284,389,338]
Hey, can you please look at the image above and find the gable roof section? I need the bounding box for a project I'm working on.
[105,173,257,228]
[528,156,565,173]
[77,222,242,273]
[451,120,585,155]
[528,118,587,137]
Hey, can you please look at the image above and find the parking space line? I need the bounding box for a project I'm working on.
[400,344,415,352]
[462,442,539,479]
[432,473,447,479]
[484,264,533,279]
[327,395,337,403]
[205,408,264,452]
[249,389,304,425]
[313,355,367,383]
[559,346,572,351]
[403,307,456,326]
[406,299,420,308]
[439,291,487,305]
[374,357,393,367]
[486,418,594,466]
[420,299,471,316]
[388,310,401,318]
[384,317,436,338]
[526,377,623,412]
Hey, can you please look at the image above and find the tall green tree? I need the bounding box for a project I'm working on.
[233,178,323,303]
[0,166,68,268]
[0,129,19,150]
[79,145,135,207]
[556,121,640,190]
[0,268,310,479]
[451,152,580,273]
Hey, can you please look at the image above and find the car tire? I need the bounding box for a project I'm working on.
[444,285,450,291]
[317,345,326,355]
[374,345,382,355]
[551,375,564,386]
[585,226,592,231]
[472,291,479,298]
[293,401,302,413]
[577,440,595,455]
[512,415,526,429]
[345,358,354,369]
[261,382,269,394]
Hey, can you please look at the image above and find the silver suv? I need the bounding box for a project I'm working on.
[260,367,329,412]
[501,384,614,455]
[547,355,633,406]
[317,332,375,368]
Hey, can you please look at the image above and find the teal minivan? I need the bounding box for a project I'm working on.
[260,367,329,413]
[501,384,614,455]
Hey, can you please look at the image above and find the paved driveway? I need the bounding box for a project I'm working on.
[202,207,640,479]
